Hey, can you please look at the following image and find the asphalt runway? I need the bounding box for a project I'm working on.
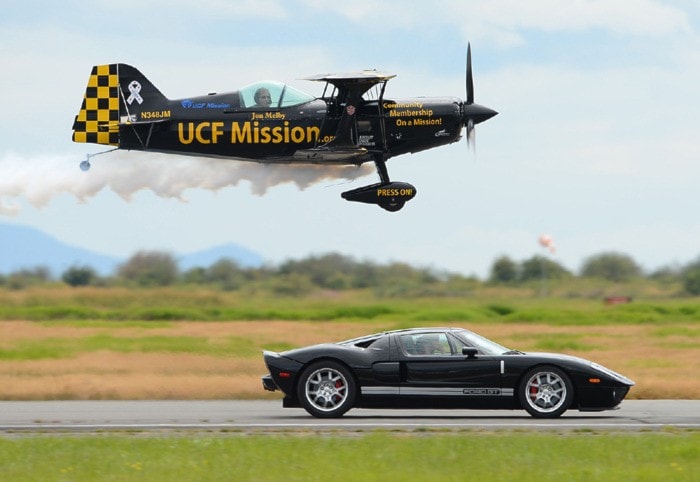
[1,400,698,432]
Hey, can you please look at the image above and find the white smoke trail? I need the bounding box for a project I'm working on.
[0,151,375,215]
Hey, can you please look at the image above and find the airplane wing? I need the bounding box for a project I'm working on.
[294,71,396,163]
[303,71,396,84]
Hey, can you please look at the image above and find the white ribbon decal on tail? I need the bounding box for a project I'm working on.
[127,80,143,105]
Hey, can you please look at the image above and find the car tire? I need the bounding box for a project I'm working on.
[518,366,573,418]
[297,361,356,418]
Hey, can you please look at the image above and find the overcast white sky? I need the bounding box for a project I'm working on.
[1,0,698,277]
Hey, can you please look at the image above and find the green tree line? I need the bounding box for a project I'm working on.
[3,250,700,296]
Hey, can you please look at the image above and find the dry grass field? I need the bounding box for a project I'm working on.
[1,319,697,400]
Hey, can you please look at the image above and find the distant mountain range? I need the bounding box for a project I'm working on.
[0,223,263,276]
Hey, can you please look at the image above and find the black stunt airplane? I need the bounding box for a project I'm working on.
[72,46,497,211]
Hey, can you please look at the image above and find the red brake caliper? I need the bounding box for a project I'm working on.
[530,383,538,399]
[334,380,343,402]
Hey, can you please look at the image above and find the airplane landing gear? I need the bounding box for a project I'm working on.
[341,156,416,211]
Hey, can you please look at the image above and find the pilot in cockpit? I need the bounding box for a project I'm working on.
[253,87,272,108]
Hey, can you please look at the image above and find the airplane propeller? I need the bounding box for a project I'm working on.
[461,43,498,150]
[466,43,474,105]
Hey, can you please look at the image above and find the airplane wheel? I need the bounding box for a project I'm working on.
[380,201,405,212]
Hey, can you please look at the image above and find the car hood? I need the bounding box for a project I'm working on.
[524,352,593,365]
[523,352,634,385]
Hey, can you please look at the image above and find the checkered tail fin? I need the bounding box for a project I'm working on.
[72,63,168,146]
[72,64,121,145]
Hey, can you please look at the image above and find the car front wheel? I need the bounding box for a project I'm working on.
[519,366,573,418]
[297,361,356,418]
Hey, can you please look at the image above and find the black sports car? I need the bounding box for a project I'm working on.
[262,327,634,418]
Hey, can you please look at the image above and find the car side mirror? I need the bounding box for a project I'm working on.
[462,347,478,358]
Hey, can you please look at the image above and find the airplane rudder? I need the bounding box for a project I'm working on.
[72,63,120,145]
[116,63,168,108]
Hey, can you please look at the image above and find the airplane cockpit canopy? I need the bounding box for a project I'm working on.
[239,81,316,109]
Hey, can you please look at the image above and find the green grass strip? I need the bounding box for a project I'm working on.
[0,432,698,481]
[0,335,259,360]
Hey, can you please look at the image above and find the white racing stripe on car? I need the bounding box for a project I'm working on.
[362,387,514,396]
[362,387,400,395]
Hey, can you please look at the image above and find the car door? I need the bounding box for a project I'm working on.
[397,332,503,397]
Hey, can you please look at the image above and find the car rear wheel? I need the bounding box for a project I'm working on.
[297,361,356,418]
[519,366,573,418]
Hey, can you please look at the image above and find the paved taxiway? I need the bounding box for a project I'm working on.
[1,400,698,432]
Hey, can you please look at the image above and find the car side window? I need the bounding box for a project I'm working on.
[369,336,390,351]
[448,332,492,356]
[400,333,453,356]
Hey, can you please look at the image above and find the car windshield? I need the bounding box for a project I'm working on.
[239,81,315,109]
[453,329,511,355]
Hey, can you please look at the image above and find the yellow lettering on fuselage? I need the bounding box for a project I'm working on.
[179,121,225,144]
[211,122,224,143]
[195,122,213,144]
[178,122,194,144]
[231,122,250,143]
[178,121,320,145]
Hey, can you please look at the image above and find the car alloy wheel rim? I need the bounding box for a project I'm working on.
[305,368,349,412]
[525,371,567,413]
